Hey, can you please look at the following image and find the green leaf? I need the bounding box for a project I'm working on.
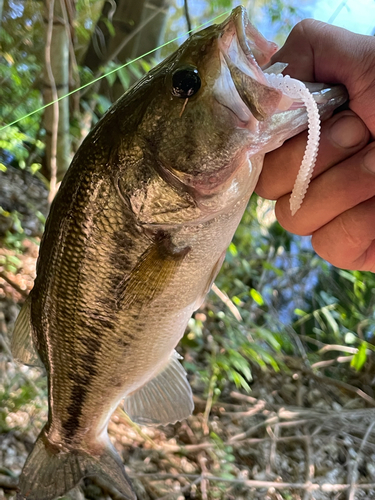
[354,279,366,299]
[350,342,367,371]
[30,163,41,175]
[256,328,281,351]
[139,59,152,73]
[102,17,116,37]
[96,95,112,114]
[117,67,131,90]
[250,288,264,306]
[228,242,237,256]
[128,62,143,79]
[232,296,242,306]
[321,306,339,336]
[7,255,22,266]
[262,261,283,276]
[105,69,117,87]
[230,371,251,392]
[338,269,356,283]
[0,163,7,172]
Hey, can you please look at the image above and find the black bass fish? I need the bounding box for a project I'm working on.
[12,6,346,500]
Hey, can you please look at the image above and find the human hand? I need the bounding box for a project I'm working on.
[256,20,375,271]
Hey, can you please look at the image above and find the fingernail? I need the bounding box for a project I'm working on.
[329,115,367,149]
[363,145,375,174]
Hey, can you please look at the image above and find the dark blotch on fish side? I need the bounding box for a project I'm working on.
[87,311,116,331]
[64,384,89,439]
[62,324,102,438]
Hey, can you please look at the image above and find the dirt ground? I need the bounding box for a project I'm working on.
[1,241,375,500]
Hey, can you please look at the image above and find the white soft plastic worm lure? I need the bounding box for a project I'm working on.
[265,72,321,216]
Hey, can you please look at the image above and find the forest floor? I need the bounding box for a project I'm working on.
[1,241,375,500]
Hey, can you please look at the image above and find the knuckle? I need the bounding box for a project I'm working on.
[274,198,309,236]
[255,174,277,200]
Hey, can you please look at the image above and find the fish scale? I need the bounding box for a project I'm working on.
[12,6,347,500]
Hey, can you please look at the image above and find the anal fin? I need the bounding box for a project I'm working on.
[11,295,43,368]
[124,350,194,426]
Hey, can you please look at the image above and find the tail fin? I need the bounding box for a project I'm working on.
[17,427,136,500]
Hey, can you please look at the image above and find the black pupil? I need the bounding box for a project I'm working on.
[171,68,201,98]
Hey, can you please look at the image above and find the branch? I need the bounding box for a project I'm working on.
[198,453,208,500]
[184,0,192,33]
[59,0,80,112]
[132,472,375,492]
[112,408,158,449]
[301,368,375,407]
[156,477,201,500]
[0,474,18,490]
[0,271,28,298]
[211,283,242,321]
[45,0,59,204]
[202,370,217,435]
[348,420,375,500]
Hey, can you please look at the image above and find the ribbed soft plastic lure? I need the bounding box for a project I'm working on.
[265,72,321,215]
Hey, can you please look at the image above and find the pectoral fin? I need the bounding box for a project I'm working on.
[11,296,43,368]
[118,232,190,309]
[124,350,194,425]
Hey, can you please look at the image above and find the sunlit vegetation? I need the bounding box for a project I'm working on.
[1,1,375,499]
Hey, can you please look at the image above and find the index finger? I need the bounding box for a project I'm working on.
[256,111,369,200]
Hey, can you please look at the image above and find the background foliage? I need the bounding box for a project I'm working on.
[1,1,375,499]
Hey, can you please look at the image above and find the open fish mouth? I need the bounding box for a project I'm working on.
[214,6,289,126]
[214,6,346,126]
[214,6,348,214]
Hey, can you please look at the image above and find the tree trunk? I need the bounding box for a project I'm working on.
[83,0,170,102]
[43,0,71,187]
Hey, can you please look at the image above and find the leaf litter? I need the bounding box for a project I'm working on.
[1,242,375,500]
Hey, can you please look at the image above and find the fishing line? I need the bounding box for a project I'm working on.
[0,10,231,133]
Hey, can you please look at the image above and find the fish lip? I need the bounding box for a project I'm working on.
[218,7,261,78]
[214,7,282,125]
[220,6,277,65]
[213,11,258,126]
[232,6,252,57]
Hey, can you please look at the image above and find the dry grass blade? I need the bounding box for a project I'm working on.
[113,407,158,448]
[132,472,375,492]
[211,283,242,321]
[347,420,375,500]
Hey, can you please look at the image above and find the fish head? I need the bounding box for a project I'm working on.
[136,6,346,199]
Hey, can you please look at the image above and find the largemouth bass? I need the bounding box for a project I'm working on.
[12,6,347,500]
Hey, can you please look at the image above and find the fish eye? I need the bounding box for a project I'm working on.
[171,66,201,98]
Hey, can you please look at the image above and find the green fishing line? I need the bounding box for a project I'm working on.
[0,10,230,133]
